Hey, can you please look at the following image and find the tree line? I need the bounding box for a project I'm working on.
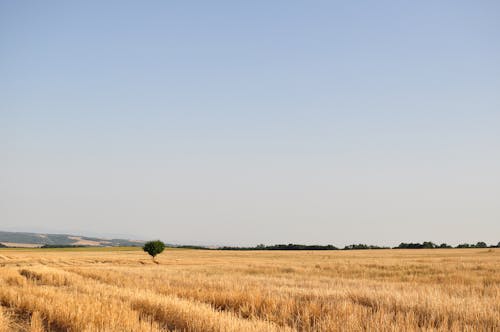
[210,241,500,251]
[394,241,495,249]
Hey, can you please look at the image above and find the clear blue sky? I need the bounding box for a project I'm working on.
[1,1,499,246]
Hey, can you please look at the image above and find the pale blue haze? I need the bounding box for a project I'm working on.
[1,1,499,246]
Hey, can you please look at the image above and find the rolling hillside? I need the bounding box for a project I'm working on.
[0,231,144,248]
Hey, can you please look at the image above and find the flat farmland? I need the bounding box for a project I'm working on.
[0,248,498,331]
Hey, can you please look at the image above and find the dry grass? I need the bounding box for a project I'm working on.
[0,306,12,332]
[0,248,498,331]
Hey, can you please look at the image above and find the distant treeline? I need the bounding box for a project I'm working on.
[172,241,500,251]
[40,244,91,248]
[175,245,211,250]
[2,241,499,250]
[219,244,340,250]
[395,241,497,249]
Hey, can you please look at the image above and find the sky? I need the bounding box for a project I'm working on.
[1,1,499,246]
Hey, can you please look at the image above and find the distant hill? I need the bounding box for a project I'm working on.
[0,231,144,248]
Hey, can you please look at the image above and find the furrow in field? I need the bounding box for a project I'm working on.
[0,267,163,332]
[64,266,499,331]
[15,267,288,332]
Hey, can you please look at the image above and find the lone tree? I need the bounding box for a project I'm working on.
[143,240,166,262]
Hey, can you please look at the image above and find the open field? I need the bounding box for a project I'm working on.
[0,248,498,331]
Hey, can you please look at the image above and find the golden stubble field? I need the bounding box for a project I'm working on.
[0,248,498,331]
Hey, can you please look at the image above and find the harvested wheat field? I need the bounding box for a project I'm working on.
[0,248,498,331]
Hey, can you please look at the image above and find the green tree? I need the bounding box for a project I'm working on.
[143,240,166,262]
[422,241,436,249]
[475,241,487,248]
